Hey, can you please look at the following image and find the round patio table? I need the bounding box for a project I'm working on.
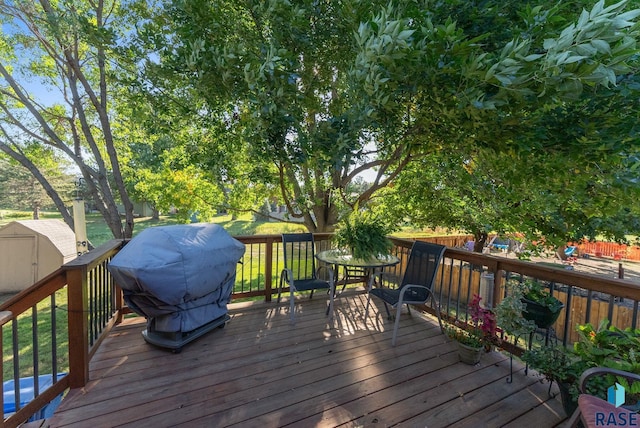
[315,249,400,320]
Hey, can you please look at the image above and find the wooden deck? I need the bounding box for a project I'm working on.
[43,288,569,427]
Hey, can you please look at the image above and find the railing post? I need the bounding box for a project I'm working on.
[265,237,274,302]
[66,265,90,388]
[492,269,504,308]
[114,279,124,323]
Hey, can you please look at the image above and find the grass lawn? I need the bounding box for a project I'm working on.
[1,209,454,247]
[1,210,311,247]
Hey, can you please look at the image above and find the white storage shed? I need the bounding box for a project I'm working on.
[0,220,77,293]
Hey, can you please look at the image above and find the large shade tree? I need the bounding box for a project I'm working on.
[0,0,136,238]
[131,0,640,235]
[132,0,404,232]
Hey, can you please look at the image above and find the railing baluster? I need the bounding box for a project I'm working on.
[51,293,58,381]
[32,305,39,399]
[0,311,10,421]
[562,286,573,347]
[88,269,93,346]
[444,258,455,318]
[265,239,273,301]
[607,294,615,328]
[12,318,19,413]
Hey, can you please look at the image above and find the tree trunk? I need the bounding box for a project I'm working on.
[556,245,568,260]
[474,231,488,253]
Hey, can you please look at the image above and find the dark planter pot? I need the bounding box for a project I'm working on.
[522,298,564,329]
[558,381,578,416]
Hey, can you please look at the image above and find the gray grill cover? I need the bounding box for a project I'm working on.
[108,223,245,332]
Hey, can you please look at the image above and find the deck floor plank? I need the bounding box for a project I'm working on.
[46,288,568,427]
[455,379,564,428]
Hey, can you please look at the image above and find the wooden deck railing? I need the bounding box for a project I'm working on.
[424,245,640,352]
[2,233,639,427]
[0,239,125,428]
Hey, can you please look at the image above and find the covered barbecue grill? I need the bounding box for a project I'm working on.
[108,223,245,351]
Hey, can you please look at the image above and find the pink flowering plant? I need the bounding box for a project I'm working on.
[444,294,502,349]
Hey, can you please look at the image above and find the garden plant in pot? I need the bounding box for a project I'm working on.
[523,320,640,417]
[506,278,564,329]
[333,208,395,261]
[444,294,501,365]
[494,279,537,340]
[571,321,640,411]
[521,344,588,416]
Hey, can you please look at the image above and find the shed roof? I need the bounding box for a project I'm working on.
[1,220,77,258]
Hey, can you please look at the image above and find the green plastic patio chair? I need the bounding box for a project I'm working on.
[364,241,446,346]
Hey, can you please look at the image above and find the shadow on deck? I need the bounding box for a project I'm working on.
[42,288,569,427]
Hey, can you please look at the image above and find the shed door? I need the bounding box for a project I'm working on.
[0,236,36,292]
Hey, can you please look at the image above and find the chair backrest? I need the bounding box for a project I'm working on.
[400,241,446,298]
[282,233,318,282]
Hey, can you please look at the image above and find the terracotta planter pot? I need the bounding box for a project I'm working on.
[457,342,483,365]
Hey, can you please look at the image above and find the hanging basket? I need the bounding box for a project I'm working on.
[522,298,564,329]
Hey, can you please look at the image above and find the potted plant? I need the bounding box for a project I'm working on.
[444,324,485,364]
[521,345,588,416]
[444,294,501,364]
[523,320,640,416]
[505,278,564,329]
[572,321,640,410]
[495,281,537,340]
[333,208,395,261]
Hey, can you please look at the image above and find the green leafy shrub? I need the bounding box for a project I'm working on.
[523,320,640,403]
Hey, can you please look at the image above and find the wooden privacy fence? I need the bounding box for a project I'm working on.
[416,235,474,248]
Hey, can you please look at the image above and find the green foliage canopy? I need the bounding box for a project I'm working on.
[128,0,640,243]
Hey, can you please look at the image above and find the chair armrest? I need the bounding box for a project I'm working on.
[280,268,292,284]
[398,283,430,301]
[401,283,429,290]
[579,367,640,394]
